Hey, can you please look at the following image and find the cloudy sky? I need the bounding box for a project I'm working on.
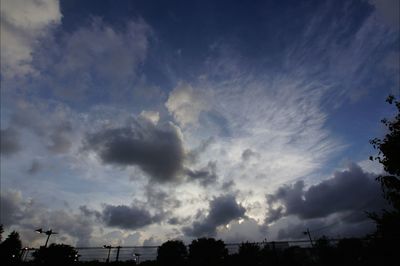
[1,0,399,247]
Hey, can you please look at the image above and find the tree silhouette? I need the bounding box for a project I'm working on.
[0,231,22,264]
[314,236,333,264]
[369,95,400,239]
[188,238,228,266]
[32,243,78,265]
[157,240,187,266]
[336,238,364,266]
[0,225,3,242]
[370,95,400,210]
[237,242,260,266]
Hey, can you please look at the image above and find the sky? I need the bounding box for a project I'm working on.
[0,0,399,248]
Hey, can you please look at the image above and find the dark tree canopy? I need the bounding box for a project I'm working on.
[370,95,400,210]
[0,231,22,264]
[369,95,400,239]
[237,242,261,265]
[188,238,228,266]
[0,224,3,242]
[157,240,187,266]
[32,243,78,266]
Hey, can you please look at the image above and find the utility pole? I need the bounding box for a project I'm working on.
[115,246,121,262]
[303,228,314,247]
[35,229,58,248]
[103,245,112,263]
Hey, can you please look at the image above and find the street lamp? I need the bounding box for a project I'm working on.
[35,228,58,247]
[21,247,35,261]
[134,253,141,264]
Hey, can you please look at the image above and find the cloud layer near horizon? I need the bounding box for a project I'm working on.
[265,164,385,224]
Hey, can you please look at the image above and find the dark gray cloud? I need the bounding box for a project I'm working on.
[142,184,181,222]
[183,194,246,237]
[79,205,102,220]
[10,106,46,136]
[84,120,185,182]
[241,148,259,161]
[0,128,20,156]
[101,204,160,230]
[167,216,191,225]
[276,217,376,240]
[144,185,181,211]
[28,160,42,175]
[167,217,181,225]
[186,161,218,186]
[186,137,214,163]
[6,104,74,155]
[46,122,73,154]
[221,180,235,190]
[265,163,386,224]
[0,190,25,226]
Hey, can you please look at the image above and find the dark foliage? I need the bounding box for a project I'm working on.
[0,225,3,242]
[188,238,228,266]
[237,242,260,266]
[370,95,400,211]
[0,231,22,264]
[368,95,400,265]
[137,261,157,266]
[32,243,78,266]
[314,236,333,265]
[157,240,187,266]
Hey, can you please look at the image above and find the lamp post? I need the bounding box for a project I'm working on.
[21,247,32,261]
[134,253,141,264]
[103,245,112,263]
[35,228,58,247]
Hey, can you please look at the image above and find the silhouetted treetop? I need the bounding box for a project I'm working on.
[0,231,22,264]
[188,238,228,266]
[157,240,187,266]
[370,95,400,210]
[32,243,78,266]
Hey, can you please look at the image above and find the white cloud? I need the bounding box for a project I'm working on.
[166,82,211,127]
[358,159,384,175]
[140,110,160,124]
[217,218,266,243]
[0,0,61,78]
